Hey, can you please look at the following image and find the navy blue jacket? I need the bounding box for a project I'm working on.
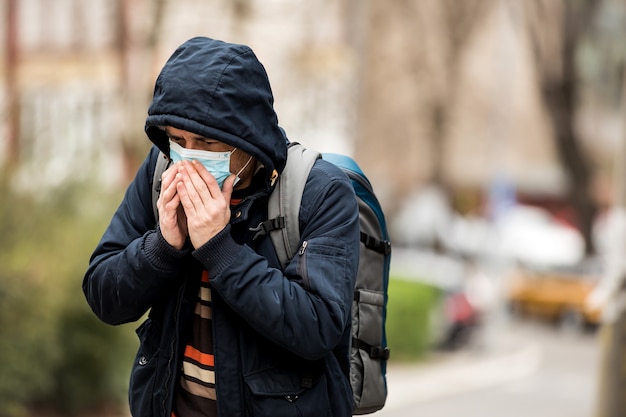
[83,37,360,417]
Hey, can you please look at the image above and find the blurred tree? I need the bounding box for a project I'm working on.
[115,0,168,182]
[590,4,626,414]
[355,0,495,217]
[521,0,601,254]
[578,0,626,109]
[3,0,20,174]
[595,66,626,417]
[427,0,496,185]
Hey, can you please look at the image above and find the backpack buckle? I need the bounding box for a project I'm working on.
[250,216,285,240]
[371,346,390,361]
[353,338,390,360]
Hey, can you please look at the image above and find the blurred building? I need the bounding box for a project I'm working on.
[0,0,621,218]
[1,0,360,190]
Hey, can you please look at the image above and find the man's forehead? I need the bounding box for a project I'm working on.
[162,126,218,142]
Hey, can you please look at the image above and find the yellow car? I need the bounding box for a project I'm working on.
[506,259,602,330]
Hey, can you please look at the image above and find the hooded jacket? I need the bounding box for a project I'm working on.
[83,37,360,417]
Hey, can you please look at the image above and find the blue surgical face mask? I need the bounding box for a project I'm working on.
[169,140,236,187]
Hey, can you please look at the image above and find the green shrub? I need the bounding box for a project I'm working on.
[0,178,136,416]
[0,181,61,416]
[0,269,59,417]
[48,304,136,414]
[386,277,440,361]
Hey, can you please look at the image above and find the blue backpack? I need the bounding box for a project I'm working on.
[152,143,391,414]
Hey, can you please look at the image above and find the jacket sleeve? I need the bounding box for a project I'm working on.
[82,146,191,325]
[194,161,360,359]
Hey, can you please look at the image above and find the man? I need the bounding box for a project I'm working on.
[83,37,360,417]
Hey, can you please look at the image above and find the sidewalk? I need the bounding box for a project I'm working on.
[377,323,542,415]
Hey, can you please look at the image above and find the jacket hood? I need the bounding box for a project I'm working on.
[145,37,287,188]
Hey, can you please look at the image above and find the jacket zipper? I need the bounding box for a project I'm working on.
[162,283,186,416]
[297,241,310,289]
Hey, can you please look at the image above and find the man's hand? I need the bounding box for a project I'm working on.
[176,160,235,249]
[157,162,189,250]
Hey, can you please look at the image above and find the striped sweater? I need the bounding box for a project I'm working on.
[173,270,217,416]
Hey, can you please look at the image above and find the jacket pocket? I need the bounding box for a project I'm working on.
[244,368,332,417]
[294,238,348,296]
[129,318,160,416]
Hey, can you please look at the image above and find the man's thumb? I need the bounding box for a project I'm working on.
[222,174,236,198]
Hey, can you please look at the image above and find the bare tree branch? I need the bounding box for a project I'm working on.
[522,0,602,254]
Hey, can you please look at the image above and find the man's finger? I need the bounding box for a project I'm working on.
[190,160,223,199]
[176,173,197,216]
[221,174,236,202]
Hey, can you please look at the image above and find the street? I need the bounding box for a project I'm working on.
[377,317,601,417]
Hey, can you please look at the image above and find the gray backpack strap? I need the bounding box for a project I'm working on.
[152,152,171,222]
[268,143,320,268]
